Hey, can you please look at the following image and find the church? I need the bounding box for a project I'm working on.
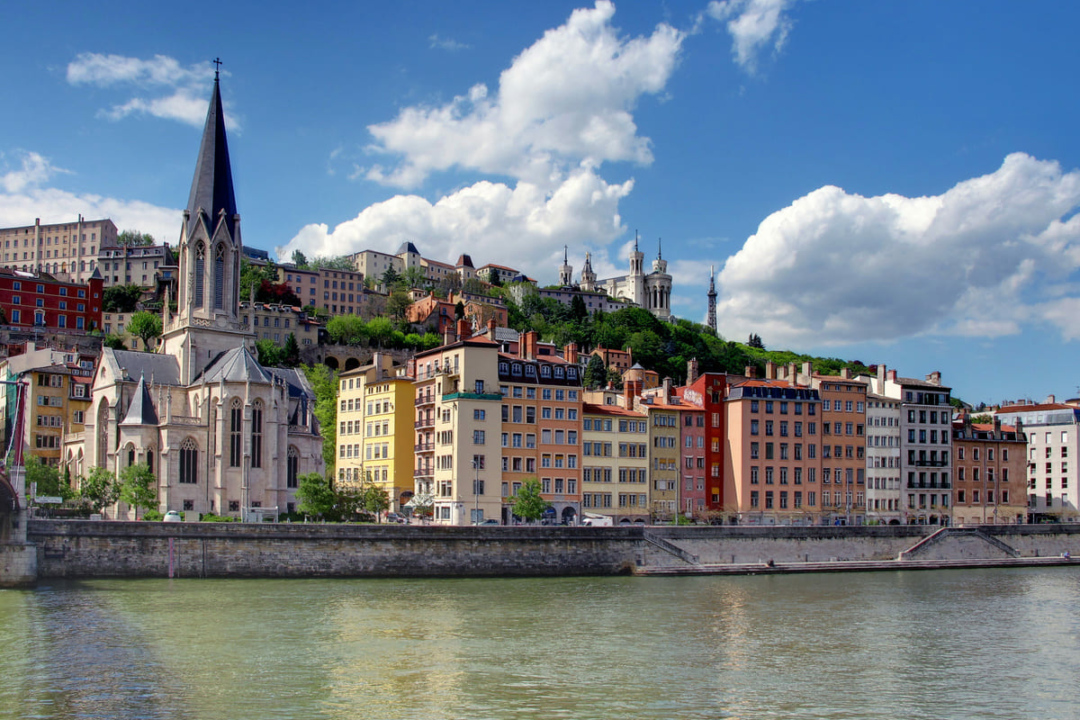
[559,235,674,321]
[66,74,324,518]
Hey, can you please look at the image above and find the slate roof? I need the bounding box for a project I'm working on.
[108,350,181,385]
[187,77,238,241]
[397,241,420,256]
[197,346,273,384]
[120,374,159,426]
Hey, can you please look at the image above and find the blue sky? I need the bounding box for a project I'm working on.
[2,0,1079,406]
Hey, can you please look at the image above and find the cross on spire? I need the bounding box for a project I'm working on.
[213,57,222,80]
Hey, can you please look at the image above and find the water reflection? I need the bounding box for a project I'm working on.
[0,569,1078,719]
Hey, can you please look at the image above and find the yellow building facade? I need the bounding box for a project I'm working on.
[337,353,415,513]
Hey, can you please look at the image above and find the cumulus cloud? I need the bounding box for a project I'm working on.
[0,150,180,242]
[706,0,797,73]
[66,53,234,128]
[365,0,685,189]
[277,166,633,274]
[716,153,1080,346]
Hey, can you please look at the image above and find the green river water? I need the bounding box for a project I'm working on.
[1,568,1078,719]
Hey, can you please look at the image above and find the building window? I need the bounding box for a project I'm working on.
[194,242,205,308]
[251,401,263,468]
[179,438,198,484]
[287,447,299,488]
[229,400,243,467]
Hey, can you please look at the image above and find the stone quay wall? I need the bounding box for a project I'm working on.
[22,521,1080,581]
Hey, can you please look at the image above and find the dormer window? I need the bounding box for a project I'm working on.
[540,365,551,378]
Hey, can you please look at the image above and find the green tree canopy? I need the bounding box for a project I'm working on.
[508,478,550,523]
[79,466,120,515]
[127,311,163,351]
[117,230,155,247]
[362,484,391,520]
[282,333,301,367]
[25,456,74,501]
[291,250,308,267]
[295,471,336,519]
[584,354,607,389]
[103,284,144,313]
[303,364,339,473]
[387,290,412,324]
[255,339,283,366]
[119,463,157,520]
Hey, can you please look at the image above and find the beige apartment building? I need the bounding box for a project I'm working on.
[0,216,117,282]
[581,403,649,523]
[411,323,504,525]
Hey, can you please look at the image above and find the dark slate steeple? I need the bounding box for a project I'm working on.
[120,374,159,426]
[187,74,238,242]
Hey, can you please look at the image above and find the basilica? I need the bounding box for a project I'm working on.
[559,236,674,321]
[66,75,324,518]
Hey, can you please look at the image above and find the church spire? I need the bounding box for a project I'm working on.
[186,71,238,242]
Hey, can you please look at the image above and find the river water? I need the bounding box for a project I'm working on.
[1,568,1078,720]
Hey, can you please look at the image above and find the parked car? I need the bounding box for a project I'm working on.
[477,518,500,525]
[386,512,407,524]
[163,511,182,523]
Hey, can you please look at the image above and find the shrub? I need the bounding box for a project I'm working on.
[143,509,164,521]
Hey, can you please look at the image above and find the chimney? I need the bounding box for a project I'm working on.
[687,358,699,384]
[840,367,851,380]
[765,361,776,379]
[993,416,1001,432]
[926,371,941,386]
[373,351,384,380]
[564,342,578,365]
[787,362,797,385]
[663,377,672,400]
[443,327,456,346]
[744,365,756,379]
[457,318,471,339]
[487,318,497,336]
[887,369,897,382]
[1048,394,1056,404]
[625,379,640,408]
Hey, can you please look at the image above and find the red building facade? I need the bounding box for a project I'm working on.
[0,270,103,332]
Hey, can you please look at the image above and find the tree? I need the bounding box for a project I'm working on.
[748,333,765,349]
[508,477,550,523]
[970,414,994,425]
[127,311,163,351]
[117,230,155,247]
[257,279,302,306]
[366,317,394,347]
[381,266,401,289]
[119,463,157,520]
[295,471,335,519]
[303,364,339,473]
[79,466,120,516]
[606,366,624,390]
[103,334,127,350]
[455,300,466,320]
[570,294,588,322]
[103,284,144,313]
[402,266,428,290]
[282,333,301,367]
[362,484,391,520]
[291,250,308,267]
[584,353,607,389]
[25,456,73,500]
[256,339,283,366]
[387,289,412,324]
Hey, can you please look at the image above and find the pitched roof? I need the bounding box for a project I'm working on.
[107,349,181,385]
[120,374,159,426]
[582,402,645,417]
[397,241,420,255]
[197,346,273,384]
[186,77,238,241]
[997,402,1072,413]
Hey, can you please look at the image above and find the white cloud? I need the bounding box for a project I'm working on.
[277,167,632,276]
[66,53,234,128]
[429,34,471,51]
[1,152,71,193]
[716,153,1080,346]
[366,0,685,189]
[706,0,796,73]
[0,150,180,242]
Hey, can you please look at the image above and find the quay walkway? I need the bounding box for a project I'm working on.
[634,555,1079,576]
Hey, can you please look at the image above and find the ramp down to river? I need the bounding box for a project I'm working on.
[15,520,1080,583]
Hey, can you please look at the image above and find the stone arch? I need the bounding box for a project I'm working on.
[344,357,361,371]
[324,356,340,371]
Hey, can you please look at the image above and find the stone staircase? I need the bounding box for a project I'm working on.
[898,527,1019,561]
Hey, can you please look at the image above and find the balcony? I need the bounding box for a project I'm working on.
[911,460,948,467]
[414,442,434,452]
[415,417,434,429]
[414,469,434,480]
[906,481,952,490]
[416,394,435,407]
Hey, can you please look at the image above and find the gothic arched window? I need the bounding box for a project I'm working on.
[229,398,243,467]
[214,243,225,310]
[287,446,299,488]
[251,400,263,469]
[194,242,205,309]
[179,438,198,484]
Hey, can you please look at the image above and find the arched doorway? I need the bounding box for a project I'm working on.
[561,506,576,524]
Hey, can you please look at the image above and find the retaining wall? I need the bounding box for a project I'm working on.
[20,521,1080,582]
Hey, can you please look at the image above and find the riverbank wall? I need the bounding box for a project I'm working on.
[13,521,1080,583]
